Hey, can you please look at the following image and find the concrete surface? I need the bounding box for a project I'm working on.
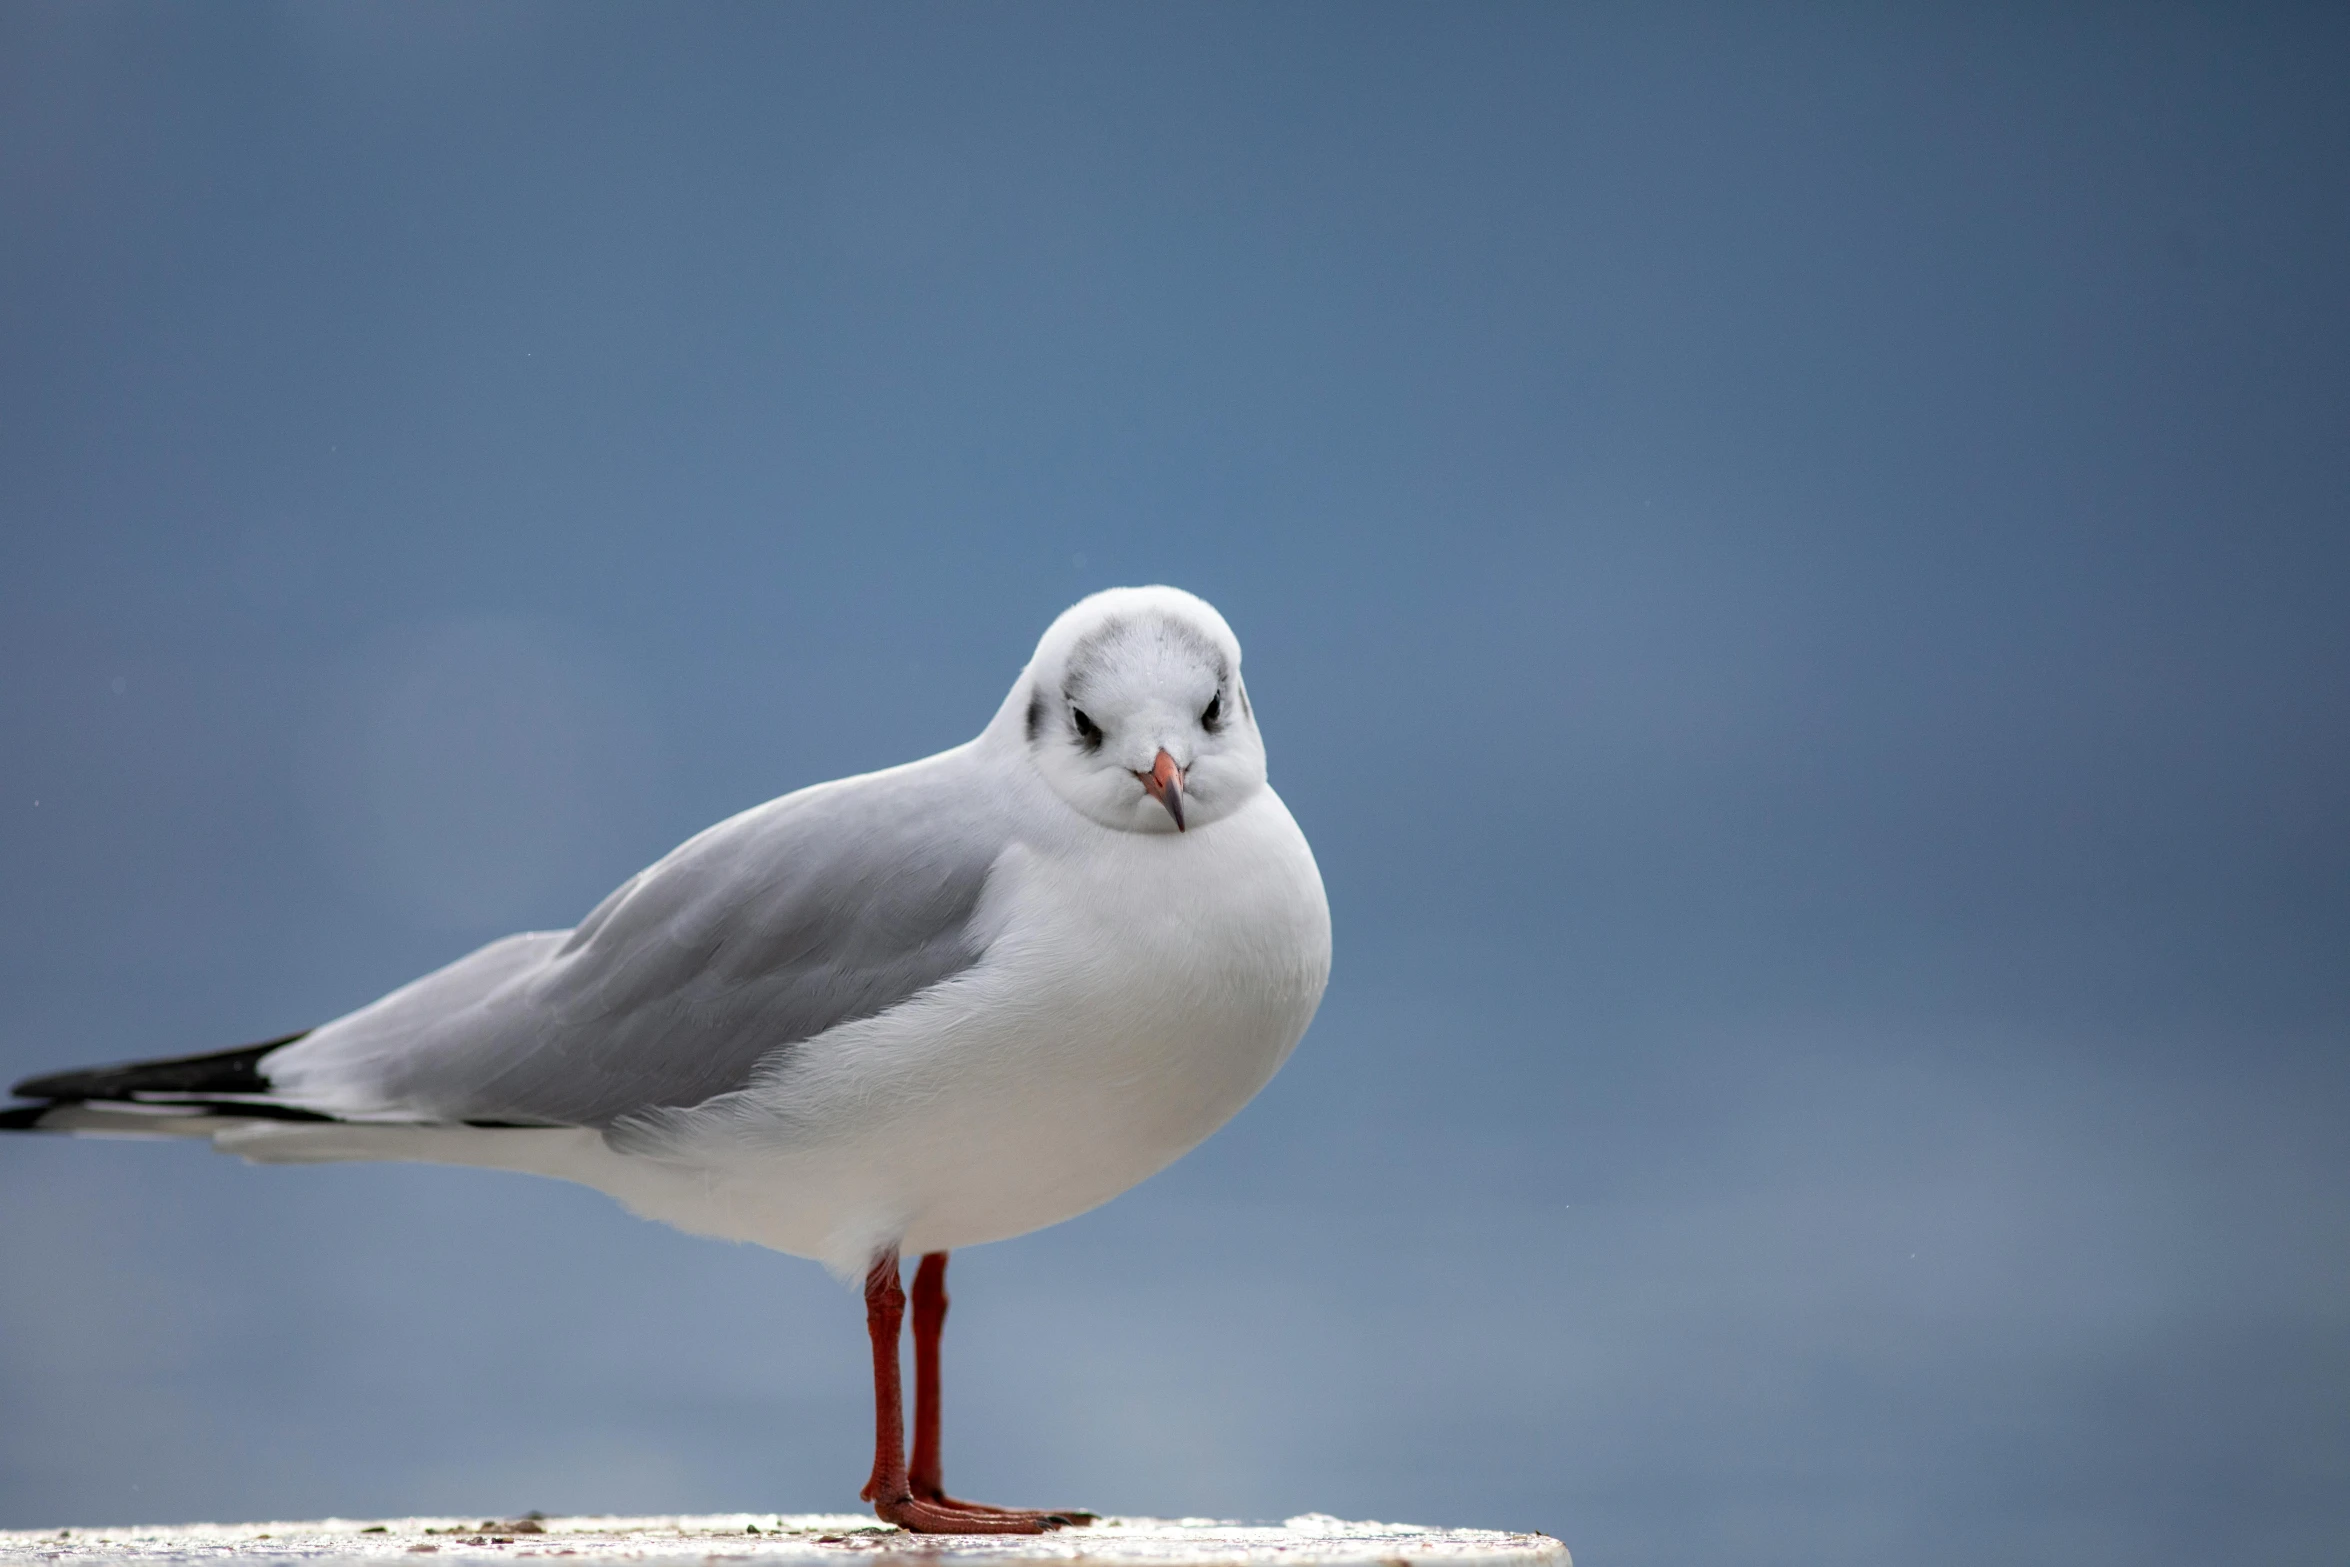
[0,1515,1567,1567]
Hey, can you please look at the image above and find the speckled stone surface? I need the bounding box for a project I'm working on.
[0,1515,1566,1567]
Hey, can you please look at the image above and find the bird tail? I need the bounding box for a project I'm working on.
[1,1033,323,1135]
[5,1032,615,1190]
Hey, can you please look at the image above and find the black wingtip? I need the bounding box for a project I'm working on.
[7,1031,310,1106]
[0,1102,55,1131]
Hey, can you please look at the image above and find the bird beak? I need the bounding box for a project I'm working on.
[1137,748,1187,831]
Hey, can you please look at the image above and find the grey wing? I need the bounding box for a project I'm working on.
[264,754,1007,1127]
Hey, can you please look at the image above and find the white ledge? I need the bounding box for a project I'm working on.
[0,1515,1567,1567]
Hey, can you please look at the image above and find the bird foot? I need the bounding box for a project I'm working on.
[874,1492,1083,1534]
[920,1490,1096,1525]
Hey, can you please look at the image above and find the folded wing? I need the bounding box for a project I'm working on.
[11,753,1008,1134]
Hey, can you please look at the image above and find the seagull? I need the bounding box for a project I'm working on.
[1,586,1333,1534]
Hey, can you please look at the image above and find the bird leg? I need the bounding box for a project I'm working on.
[859,1249,1077,1534]
[905,1250,954,1503]
[907,1251,1096,1523]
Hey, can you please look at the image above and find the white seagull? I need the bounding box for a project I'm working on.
[2,586,1332,1534]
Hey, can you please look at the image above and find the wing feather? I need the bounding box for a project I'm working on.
[264,751,1005,1128]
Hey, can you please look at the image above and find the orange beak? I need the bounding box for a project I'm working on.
[1136,747,1187,831]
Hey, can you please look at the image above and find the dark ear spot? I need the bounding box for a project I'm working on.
[1025,692,1047,744]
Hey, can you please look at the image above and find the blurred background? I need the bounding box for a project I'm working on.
[3,5,2346,1564]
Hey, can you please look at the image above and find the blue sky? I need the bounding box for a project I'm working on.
[3,7,2346,1565]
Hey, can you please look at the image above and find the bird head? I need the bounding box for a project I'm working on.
[1010,586,1269,835]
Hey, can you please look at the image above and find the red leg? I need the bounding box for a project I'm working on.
[858,1249,1071,1534]
[906,1252,1097,1523]
[907,1251,951,1501]
[857,1250,908,1511]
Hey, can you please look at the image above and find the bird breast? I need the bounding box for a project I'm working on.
[616,785,1330,1261]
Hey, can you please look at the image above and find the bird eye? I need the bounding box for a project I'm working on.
[1070,707,1102,747]
[1201,692,1222,731]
